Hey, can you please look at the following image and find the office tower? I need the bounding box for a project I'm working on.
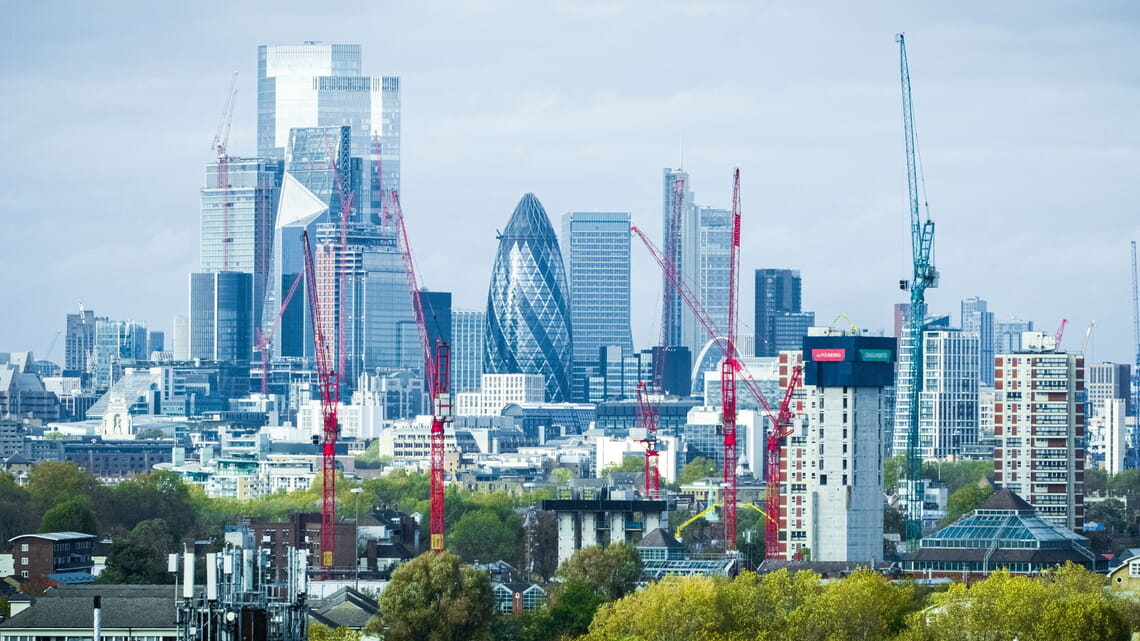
[661,168,695,351]
[961,297,995,385]
[1087,363,1131,416]
[200,157,281,331]
[995,317,1034,354]
[258,42,400,214]
[172,316,190,361]
[773,312,815,353]
[561,211,634,402]
[268,125,352,360]
[65,309,100,375]
[147,331,165,355]
[994,334,1085,531]
[892,329,979,459]
[1089,399,1128,475]
[91,320,148,390]
[189,272,254,363]
[695,206,732,345]
[451,310,485,394]
[313,222,417,386]
[479,373,546,415]
[893,303,910,339]
[419,291,452,362]
[779,332,895,562]
[754,269,804,357]
[485,194,573,402]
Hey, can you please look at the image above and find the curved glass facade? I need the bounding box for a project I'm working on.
[484,194,573,402]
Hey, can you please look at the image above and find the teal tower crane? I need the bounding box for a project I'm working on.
[897,33,938,545]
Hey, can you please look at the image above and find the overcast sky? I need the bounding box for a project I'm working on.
[2,1,1138,365]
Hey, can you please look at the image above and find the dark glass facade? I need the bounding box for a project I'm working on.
[484,194,574,402]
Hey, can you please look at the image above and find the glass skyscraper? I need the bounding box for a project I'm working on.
[561,211,634,402]
[662,168,697,352]
[91,319,148,391]
[189,272,254,363]
[451,310,485,394]
[485,194,574,402]
[258,42,400,215]
[754,269,804,357]
[313,222,417,386]
[961,296,995,385]
[200,157,280,332]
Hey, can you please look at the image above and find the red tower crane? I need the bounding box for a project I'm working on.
[301,230,340,568]
[635,381,660,499]
[211,72,238,271]
[764,363,801,560]
[633,197,802,557]
[719,168,743,548]
[386,191,451,552]
[1054,317,1069,352]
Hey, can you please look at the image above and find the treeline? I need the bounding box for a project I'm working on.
[366,552,1139,641]
[0,463,556,584]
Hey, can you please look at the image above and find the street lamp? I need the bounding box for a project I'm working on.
[350,487,364,589]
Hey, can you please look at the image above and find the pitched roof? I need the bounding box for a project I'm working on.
[0,585,176,630]
[638,528,684,550]
[979,488,1035,512]
[307,587,378,630]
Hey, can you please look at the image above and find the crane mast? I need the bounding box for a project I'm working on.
[897,33,937,545]
[633,222,801,557]
[302,231,340,568]
[636,381,660,499]
[387,191,451,552]
[720,168,742,548]
[211,73,238,272]
[1132,241,1139,467]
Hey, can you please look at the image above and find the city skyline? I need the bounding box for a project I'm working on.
[2,3,1138,367]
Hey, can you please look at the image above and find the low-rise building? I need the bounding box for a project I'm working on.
[9,532,96,584]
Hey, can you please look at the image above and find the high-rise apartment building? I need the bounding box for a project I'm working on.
[895,329,979,459]
[451,310,485,394]
[485,194,574,402]
[780,331,895,562]
[695,206,732,348]
[189,272,254,363]
[754,269,804,357]
[960,297,995,385]
[258,42,400,213]
[200,157,280,331]
[993,334,1085,531]
[1087,363,1130,474]
[561,211,634,402]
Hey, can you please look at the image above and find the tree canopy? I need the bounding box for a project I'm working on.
[369,551,495,641]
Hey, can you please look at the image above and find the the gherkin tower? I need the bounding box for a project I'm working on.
[484,193,574,402]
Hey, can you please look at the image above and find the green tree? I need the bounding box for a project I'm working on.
[134,428,168,440]
[98,518,176,584]
[367,551,494,641]
[0,595,9,621]
[940,484,994,526]
[26,461,103,513]
[1108,469,1140,498]
[549,467,574,483]
[601,458,644,476]
[883,453,906,493]
[554,543,642,600]
[308,623,362,641]
[679,456,717,485]
[1087,498,1128,533]
[545,577,607,638]
[922,460,993,494]
[107,471,196,540]
[39,498,97,534]
[448,508,521,564]
[1085,467,1108,496]
[0,471,35,548]
[583,574,723,641]
[786,568,914,641]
